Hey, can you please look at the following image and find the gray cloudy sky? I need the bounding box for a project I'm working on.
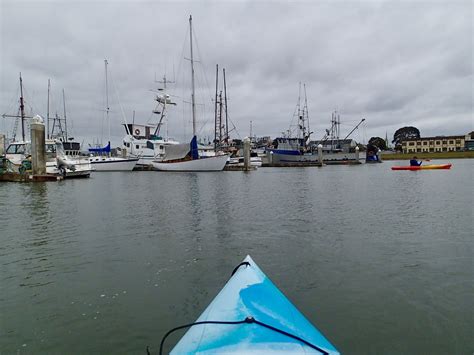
[1,0,472,146]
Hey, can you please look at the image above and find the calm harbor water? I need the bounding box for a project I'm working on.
[1,159,472,354]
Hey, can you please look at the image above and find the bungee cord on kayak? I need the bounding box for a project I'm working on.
[158,316,330,355]
[230,261,250,276]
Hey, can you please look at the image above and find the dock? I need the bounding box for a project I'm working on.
[0,172,63,182]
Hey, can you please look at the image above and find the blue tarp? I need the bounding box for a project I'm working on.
[88,141,111,153]
[190,136,199,160]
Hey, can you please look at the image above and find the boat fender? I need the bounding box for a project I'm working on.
[135,129,140,135]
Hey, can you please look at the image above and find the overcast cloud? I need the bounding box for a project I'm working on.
[1,0,472,146]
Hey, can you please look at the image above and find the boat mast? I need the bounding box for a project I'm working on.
[297,82,302,140]
[218,91,223,147]
[104,59,110,147]
[47,79,50,139]
[214,64,218,152]
[189,15,196,137]
[303,84,309,142]
[223,68,229,147]
[62,88,68,141]
[19,73,26,141]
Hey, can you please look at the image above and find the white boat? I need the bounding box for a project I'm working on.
[152,154,228,171]
[120,72,180,168]
[121,124,180,168]
[88,154,139,171]
[227,154,262,167]
[5,140,92,178]
[152,16,228,172]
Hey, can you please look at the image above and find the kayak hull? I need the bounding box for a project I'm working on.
[170,256,339,354]
[391,164,452,171]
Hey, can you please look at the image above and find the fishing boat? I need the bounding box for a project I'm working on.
[2,77,91,178]
[264,83,322,167]
[227,152,263,167]
[391,164,452,170]
[311,111,366,165]
[120,72,181,169]
[164,255,339,354]
[87,60,139,171]
[5,139,92,178]
[151,16,227,172]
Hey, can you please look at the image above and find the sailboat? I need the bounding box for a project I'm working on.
[88,59,139,171]
[151,16,228,172]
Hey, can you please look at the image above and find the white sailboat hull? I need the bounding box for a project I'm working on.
[151,155,228,171]
[89,157,139,171]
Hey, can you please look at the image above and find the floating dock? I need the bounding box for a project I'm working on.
[0,172,63,182]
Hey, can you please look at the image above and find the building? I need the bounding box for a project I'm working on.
[465,131,474,151]
[401,135,465,154]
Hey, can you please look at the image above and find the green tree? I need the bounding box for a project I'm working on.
[392,126,420,151]
[368,136,387,150]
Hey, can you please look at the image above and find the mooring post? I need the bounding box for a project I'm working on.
[318,144,323,165]
[355,146,360,162]
[243,137,251,171]
[0,134,5,156]
[30,115,46,175]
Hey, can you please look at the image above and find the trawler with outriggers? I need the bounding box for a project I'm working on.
[264,83,323,167]
[264,84,366,166]
[312,111,366,165]
[151,15,228,172]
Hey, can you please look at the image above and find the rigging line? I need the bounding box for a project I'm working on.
[109,69,129,139]
[192,27,214,105]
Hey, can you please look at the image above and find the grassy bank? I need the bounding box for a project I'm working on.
[381,151,474,160]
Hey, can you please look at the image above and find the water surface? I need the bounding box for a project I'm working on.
[1,159,472,354]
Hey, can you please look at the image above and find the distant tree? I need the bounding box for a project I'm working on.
[368,136,387,150]
[392,126,420,151]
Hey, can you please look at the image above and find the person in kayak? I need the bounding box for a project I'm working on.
[410,156,422,166]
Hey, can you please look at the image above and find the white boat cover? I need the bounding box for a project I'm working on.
[162,143,190,161]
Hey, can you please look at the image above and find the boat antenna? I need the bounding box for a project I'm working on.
[189,15,196,137]
[19,73,26,141]
[153,74,175,137]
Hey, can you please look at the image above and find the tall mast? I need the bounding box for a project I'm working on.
[19,73,25,141]
[218,91,223,146]
[62,88,68,140]
[47,79,50,139]
[104,59,110,145]
[189,15,196,137]
[303,83,309,141]
[297,82,302,139]
[214,64,218,151]
[223,68,229,146]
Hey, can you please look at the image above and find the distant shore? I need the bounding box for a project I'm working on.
[381,151,474,160]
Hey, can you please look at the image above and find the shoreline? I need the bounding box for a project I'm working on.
[381,151,474,160]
